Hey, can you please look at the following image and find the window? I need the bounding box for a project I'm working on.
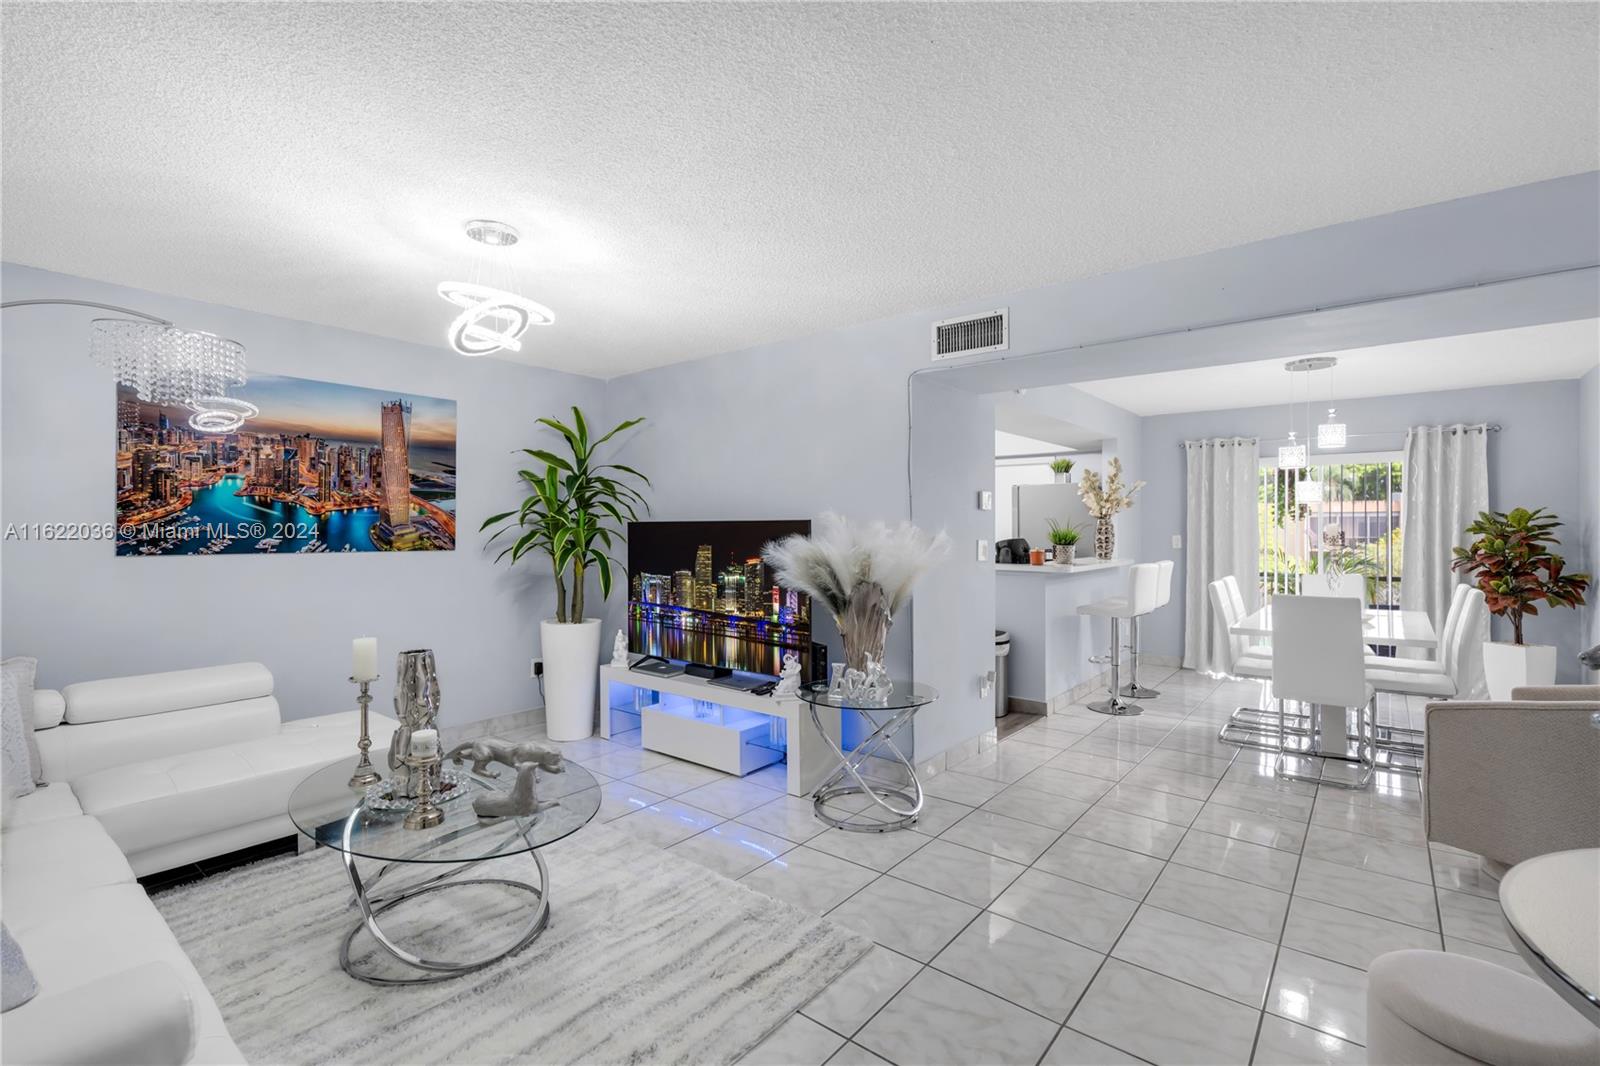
[1258,453,1404,608]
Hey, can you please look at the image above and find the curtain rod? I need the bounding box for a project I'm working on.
[1180,425,1502,447]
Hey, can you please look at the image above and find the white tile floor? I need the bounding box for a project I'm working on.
[507,667,1538,1066]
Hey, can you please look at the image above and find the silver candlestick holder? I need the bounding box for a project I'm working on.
[347,675,384,791]
[402,753,445,830]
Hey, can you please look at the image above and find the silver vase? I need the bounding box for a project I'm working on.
[838,582,892,672]
[1094,518,1115,562]
[388,648,442,798]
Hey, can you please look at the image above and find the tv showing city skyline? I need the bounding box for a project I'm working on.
[115,374,457,556]
[626,519,812,678]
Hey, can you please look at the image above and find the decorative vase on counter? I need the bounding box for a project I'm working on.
[1094,519,1115,562]
[838,582,892,672]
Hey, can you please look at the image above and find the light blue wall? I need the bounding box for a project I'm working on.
[1580,365,1600,658]
[1136,379,1590,680]
[0,264,605,725]
[603,174,1599,762]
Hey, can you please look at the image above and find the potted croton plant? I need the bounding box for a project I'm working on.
[483,408,649,741]
[1450,507,1589,699]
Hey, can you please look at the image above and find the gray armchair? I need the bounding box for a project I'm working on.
[1422,685,1600,874]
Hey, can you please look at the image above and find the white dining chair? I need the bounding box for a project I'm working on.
[1300,569,1365,599]
[1364,583,1470,675]
[1121,559,1175,699]
[1270,594,1376,790]
[1209,577,1284,750]
[1078,563,1162,716]
[1367,587,1486,699]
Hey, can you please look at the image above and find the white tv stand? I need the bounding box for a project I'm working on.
[599,664,839,798]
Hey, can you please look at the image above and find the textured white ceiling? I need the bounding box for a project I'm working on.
[3,3,1596,379]
[1073,319,1600,416]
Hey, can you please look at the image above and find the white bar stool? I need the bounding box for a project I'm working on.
[1078,563,1161,716]
[1121,559,1174,699]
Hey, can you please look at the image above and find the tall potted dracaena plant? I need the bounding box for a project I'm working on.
[1450,507,1589,699]
[483,408,649,740]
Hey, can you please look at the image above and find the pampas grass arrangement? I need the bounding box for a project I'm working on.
[762,513,950,670]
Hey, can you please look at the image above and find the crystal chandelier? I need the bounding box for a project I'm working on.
[1281,356,1337,468]
[89,318,246,406]
[1317,408,1347,449]
[438,219,554,357]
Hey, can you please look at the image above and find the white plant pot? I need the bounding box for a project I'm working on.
[1481,641,1558,701]
[1053,472,1072,484]
[541,618,602,741]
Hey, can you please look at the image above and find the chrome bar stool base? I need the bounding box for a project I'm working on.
[1118,617,1161,699]
[1088,697,1143,716]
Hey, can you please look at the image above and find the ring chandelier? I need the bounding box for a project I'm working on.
[438,219,554,357]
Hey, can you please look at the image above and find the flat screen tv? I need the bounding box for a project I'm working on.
[626,519,812,679]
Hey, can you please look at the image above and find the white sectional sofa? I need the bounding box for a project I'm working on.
[2,662,397,1065]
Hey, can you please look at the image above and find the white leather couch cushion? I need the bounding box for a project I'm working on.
[37,697,280,784]
[0,782,82,830]
[62,663,273,725]
[75,709,398,857]
[31,688,65,730]
[1,816,137,923]
[5,884,242,1066]
[1,961,195,1066]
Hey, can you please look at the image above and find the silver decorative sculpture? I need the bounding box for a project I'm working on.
[388,649,442,798]
[838,655,893,705]
[773,652,801,697]
[472,762,563,821]
[445,738,564,778]
[449,735,567,821]
[610,629,629,666]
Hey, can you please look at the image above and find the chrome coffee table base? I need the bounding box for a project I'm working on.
[339,817,549,986]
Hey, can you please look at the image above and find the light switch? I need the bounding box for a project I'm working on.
[1171,534,1183,550]
[976,539,989,562]
[977,490,993,511]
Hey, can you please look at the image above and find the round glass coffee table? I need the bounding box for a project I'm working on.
[798,680,938,832]
[288,756,600,986]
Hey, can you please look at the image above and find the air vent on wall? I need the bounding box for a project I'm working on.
[931,308,1008,360]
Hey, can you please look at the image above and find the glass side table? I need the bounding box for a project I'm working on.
[798,680,938,833]
[288,757,600,986]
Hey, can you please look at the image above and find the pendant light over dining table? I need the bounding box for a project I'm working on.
[1282,355,1342,503]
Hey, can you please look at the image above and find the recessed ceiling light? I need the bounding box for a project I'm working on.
[464,219,519,247]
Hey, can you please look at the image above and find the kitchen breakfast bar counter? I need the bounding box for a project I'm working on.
[995,558,1138,714]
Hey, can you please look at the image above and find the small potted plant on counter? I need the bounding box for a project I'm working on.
[1451,507,1589,699]
[1050,457,1075,484]
[1047,520,1082,565]
[482,408,650,741]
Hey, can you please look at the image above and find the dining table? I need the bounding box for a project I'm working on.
[1499,847,1600,1027]
[1230,604,1439,649]
[1228,603,1438,765]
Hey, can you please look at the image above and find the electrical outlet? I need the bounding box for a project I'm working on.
[977,490,993,511]
[531,658,543,679]
[976,539,989,562]
[1171,534,1183,550]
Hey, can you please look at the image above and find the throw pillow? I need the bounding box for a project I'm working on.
[1,663,37,799]
[1,925,38,1011]
[0,658,44,785]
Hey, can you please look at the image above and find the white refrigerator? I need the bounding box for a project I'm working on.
[1013,482,1094,549]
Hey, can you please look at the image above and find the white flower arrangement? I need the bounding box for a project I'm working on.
[1077,457,1145,519]
[761,513,950,669]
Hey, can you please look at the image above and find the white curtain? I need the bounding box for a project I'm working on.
[1183,438,1260,674]
[1400,424,1490,672]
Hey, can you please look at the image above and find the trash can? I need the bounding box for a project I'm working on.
[994,630,1011,718]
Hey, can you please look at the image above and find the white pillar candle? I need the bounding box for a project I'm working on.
[409,728,439,757]
[352,637,378,681]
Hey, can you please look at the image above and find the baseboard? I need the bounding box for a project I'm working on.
[441,706,544,747]
[1006,696,1047,716]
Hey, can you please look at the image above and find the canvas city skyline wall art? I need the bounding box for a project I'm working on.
[116,373,457,555]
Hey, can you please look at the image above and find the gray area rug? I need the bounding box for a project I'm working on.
[153,821,870,1065]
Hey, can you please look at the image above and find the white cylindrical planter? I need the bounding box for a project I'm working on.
[1481,642,1558,701]
[541,618,602,741]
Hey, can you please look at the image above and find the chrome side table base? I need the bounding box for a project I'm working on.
[338,812,549,985]
[809,702,924,832]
